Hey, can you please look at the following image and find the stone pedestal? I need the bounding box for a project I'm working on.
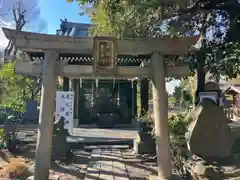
[52,135,70,160]
[134,139,156,155]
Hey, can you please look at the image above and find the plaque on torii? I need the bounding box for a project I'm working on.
[93,37,117,76]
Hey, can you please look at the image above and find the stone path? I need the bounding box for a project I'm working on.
[0,125,156,180]
[84,146,157,180]
[0,146,157,180]
[85,148,129,180]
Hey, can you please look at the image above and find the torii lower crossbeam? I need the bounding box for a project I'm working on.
[15,62,190,78]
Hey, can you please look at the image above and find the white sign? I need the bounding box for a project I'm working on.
[56,91,74,135]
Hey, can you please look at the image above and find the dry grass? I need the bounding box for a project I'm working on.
[0,151,30,179]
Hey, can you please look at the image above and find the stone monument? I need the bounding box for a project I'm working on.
[186,98,235,159]
[184,81,240,179]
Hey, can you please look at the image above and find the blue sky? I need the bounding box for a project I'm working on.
[39,0,90,34]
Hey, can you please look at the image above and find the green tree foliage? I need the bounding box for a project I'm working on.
[67,0,240,108]
[67,0,178,38]
[0,62,41,110]
[168,95,176,108]
[172,76,197,109]
[89,1,115,36]
[172,86,192,109]
[172,1,240,92]
[67,0,240,80]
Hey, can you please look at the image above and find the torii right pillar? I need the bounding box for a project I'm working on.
[151,52,172,179]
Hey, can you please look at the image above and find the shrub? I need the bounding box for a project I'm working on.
[139,111,191,178]
[168,112,189,137]
[0,128,6,149]
[168,112,190,178]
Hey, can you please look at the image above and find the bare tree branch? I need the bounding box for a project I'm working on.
[12,9,17,22]
[1,0,45,61]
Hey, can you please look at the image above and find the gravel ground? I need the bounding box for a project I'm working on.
[0,148,91,180]
[121,149,158,180]
[51,150,90,180]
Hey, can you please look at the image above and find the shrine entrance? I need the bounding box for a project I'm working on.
[69,78,136,127]
[62,76,138,127]
[2,27,198,179]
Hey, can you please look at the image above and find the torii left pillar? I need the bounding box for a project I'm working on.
[34,50,58,180]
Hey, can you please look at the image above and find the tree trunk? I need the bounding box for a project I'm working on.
[195,57,205,105]
[132,82,137,117]
[195,13,209,105]
[140,78,149,116]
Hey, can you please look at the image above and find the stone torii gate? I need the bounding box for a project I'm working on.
[2,27,198,180]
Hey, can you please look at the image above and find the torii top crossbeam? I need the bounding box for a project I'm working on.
[2,27,198,78]
[2,28,198,55]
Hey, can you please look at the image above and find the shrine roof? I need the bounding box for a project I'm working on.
[60,21,91,29]
[223,85,240,95]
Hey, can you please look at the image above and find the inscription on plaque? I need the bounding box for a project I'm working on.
[98,41,113,67]
[93,37,117,75]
